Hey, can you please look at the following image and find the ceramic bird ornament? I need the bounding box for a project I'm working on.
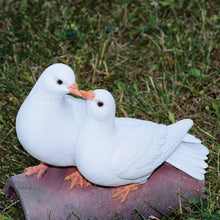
[73,88,209,203]
[16,63,89,187]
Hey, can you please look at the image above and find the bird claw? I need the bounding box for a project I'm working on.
[64,170,91,189]
[24,162,48,179]
[112,183,140,203]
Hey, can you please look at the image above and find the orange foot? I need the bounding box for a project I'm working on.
[24,162,48,179]
[112,183,140,203]
[64,170,91,189]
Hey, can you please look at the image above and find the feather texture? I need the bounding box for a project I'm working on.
[166,142,209,180]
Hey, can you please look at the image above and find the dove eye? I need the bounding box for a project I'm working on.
[57,79,63,85]
[97,101,104,107]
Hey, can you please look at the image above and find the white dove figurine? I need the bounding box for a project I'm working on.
[16,63,90,187]
[74,89,209,203]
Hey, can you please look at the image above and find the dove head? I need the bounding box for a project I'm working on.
[86,89,116,122]
[37,63,77,96]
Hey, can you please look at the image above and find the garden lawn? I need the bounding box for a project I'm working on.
[0,0,219,219]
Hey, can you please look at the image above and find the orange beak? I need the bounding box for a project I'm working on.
[68,83,83,97]
[68,83,95,101]
[80,90,95,101]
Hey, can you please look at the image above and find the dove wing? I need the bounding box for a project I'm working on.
[111,124,168,180]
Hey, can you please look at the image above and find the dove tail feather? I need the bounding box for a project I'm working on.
[166,141,209,180]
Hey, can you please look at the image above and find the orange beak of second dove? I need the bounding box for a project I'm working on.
[68,83,95,101]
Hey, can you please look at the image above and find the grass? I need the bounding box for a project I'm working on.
[0,0,219,219]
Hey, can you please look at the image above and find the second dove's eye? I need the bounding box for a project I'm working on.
[57,79,63,85]
[97,101,104,107]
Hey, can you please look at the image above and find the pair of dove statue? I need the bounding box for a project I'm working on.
[16,63,209,203]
